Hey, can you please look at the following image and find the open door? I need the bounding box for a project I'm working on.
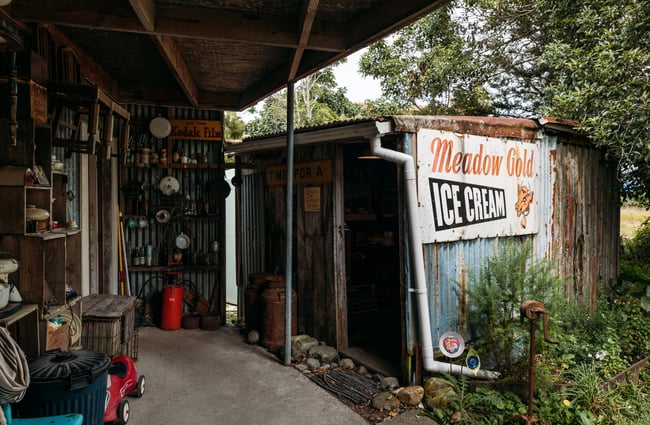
[341,143,402,373]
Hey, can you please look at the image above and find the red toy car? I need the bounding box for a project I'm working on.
[104,355,146,424]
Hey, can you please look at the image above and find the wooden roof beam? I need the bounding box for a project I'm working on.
[153,34,199,108]
[128,0,155,32]
[344,0,450,47]
[11,1,346,52]
[288,0,320,81]
[126,0,198,107]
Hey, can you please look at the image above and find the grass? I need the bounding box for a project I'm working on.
[225,303,239,326]
[621,205,650,239]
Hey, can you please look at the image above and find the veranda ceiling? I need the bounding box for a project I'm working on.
[6,0,448,110]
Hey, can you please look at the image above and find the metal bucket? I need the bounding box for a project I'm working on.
[260,275,297,350]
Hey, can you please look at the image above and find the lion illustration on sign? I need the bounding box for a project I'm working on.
[515,183,534,228]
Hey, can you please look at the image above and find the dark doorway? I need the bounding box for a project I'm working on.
[343,143,402,369]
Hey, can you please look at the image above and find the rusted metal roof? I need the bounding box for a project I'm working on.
[232,115,585,151]
[5,0,449,110]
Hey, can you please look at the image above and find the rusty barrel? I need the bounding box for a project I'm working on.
[260,275,297,349]
[244,272,269,332]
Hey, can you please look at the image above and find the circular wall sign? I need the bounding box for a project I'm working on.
[438,331,465,358]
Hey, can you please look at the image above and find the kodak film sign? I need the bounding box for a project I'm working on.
[169,119,222,141]
[417,129,539,243]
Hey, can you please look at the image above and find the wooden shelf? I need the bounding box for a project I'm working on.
[128,265,221,272]
[0,304,39,359]
[124,163,222,169]
[128,265,183,272]
[182,214,221,220]
[42,295,82,320]
[344,213,376,222]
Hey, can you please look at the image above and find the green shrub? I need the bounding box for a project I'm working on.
[424,374,526,425]
[447,233,650,424]
[465,239,564,376]
[624,217,650,263]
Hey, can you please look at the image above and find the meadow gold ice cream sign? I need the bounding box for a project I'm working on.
[417,129,538,243]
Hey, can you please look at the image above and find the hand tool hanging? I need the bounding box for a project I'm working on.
[117,211,131,296]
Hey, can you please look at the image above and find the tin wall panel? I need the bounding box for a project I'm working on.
[239,170,267,287]
[123,105,224,317]
[423,237,503,341]
[417,130,619,343]
[52,106,81,225]
[549,140,619,307]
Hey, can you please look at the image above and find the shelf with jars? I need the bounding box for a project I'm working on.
[119,112,226,324]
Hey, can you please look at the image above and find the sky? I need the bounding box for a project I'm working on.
[333,49,382,103]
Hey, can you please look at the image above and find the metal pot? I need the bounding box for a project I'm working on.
[155,209,171,223]
[206,179,231,200]
[175,232,190,250]
[25,205,49,221]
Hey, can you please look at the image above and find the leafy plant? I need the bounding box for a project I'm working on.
[613,219,650,312]
[464,239,564,376]
[424,374,525,425]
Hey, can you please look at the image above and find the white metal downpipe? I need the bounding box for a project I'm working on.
[368,136,500,380]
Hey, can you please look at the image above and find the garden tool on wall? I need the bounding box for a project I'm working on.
[514,300,559,425]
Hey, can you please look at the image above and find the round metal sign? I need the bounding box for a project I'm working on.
[438,331,465,358]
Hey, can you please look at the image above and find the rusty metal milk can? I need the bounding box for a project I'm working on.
[260,275,297,350]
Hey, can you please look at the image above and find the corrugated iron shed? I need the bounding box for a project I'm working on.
[229,115,619,370]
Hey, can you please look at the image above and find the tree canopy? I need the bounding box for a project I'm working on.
[359,0,650,201]
[240,0,649,200]
[244,68,364,137]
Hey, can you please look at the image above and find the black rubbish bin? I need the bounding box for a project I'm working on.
[16,349,111,425]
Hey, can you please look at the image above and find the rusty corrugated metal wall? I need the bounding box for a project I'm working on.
[546,137,619,307]
[238,170,267,290]
[414,128,620,346]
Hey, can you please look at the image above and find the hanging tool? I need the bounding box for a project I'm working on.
[117,212,131,296]
[514,300,559,425]
[117,211,125,295]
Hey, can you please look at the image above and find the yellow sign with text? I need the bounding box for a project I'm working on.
[169,119,222,141]
[266,160,332,186]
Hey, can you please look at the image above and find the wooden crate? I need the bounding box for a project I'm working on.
[120,328,139,360]
[46,321,70,352]
[81,295,138,358]
[81,317,121,356]
[0,304,39,360]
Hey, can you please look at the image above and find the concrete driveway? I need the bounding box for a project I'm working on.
[126,325,369,425]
